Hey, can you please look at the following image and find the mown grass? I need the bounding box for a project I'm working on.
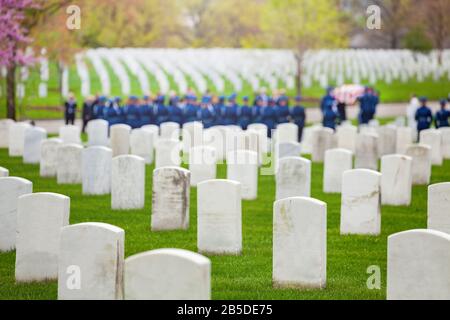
[0,147,449,300]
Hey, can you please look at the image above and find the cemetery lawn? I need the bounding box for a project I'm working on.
[1,148,449,300]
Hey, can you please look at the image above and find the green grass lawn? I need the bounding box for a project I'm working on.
[0,147,449,300]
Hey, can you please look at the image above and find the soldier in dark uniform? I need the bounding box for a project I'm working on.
[276,96,290,125]
[139,95,154,127]
[64,93,77,125]
[93,96,107,120]
[168,96,183,126]
[104,97,124,126]
[237,96,252,130]
[323,105,338,131]
[252,96,264,124]
[320,87,335,114]
[291,95,306,142]
[262,97,277,137]
[82,95,95,133]
[155,94,169,126]
[357,87,373,125]
[214,96,226,126]
[415,97,433,140]
[199,96,216,128]
[183,94,200,124]
[435,99,450,129]
[124,96,141,128]
[222,93,238,126]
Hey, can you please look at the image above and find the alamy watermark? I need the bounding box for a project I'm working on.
[66,5,81,30]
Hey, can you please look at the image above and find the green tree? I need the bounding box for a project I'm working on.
[262,0,349,94]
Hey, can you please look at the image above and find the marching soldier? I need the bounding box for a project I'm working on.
[357,87,373,125]
[276,96,290,125]
[64,93,77,125]
[291,96,306,142]
[435,99,450,129]
[323,104,337,130]
[252,96,264,124]
[222,93,238,126]
[104,97,124,126]
[415,97,433,140]
[139,95,154,127]
[92,96,107,120]
[155,94,169,126]
[237,96,252,130]
[199,96,216,129]
[124,96,141,128]
[82,95,95,133]
[168,96,183,126]
[320,87,335,114]
[262,97,277,137]
[183,94,200,124]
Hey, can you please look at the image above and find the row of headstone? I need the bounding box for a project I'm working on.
[0,168,210,299]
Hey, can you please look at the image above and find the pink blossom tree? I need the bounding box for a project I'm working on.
[0,0,38,119]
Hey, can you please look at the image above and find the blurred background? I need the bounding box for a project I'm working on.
[1,0,449,120]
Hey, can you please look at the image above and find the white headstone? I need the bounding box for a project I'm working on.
[111,155,145,210]
[87,119,109,147]
[155,139,181,168]
[337,125,357,153]
[439,127,450,159]
[142,124,159,147]
[130,128,155,164]
[311,128,334,163]
[238,130,261,163]
[396,127,413,154]
[23,127,47,164]
[203,127,225,161]
[0,119,14,148]
[355,133,379,170]
[160,122,180,140]
[57,144,83,184]
[276,157,311,200]
[15,193,70,282]
[182,121,203,153]
[0,177,32,252]
[59,125,81,145]
[227,150,258,200]
[58,223,124,300]
[40,138,63,177]
[276,142,302,160]
[152,167,190,231]
[273,197,327,289]
[0,167,9,177]
[189,146,217,186]
[82,146,112,195]
[420,129,443,166]
[377,125,397,156]
[9,122,31,156]
[406,144,432,185]
[300,126,319,155]
[323,149,353,194]
[125,249,211,300]
[197,180,242,255]
[248,123,269,154]
[275,123,298,144]
[110,124,131,157]
[428,183,450,234]
[381,155,413,206]
[387,229,450,300]
[340,169,382,236]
